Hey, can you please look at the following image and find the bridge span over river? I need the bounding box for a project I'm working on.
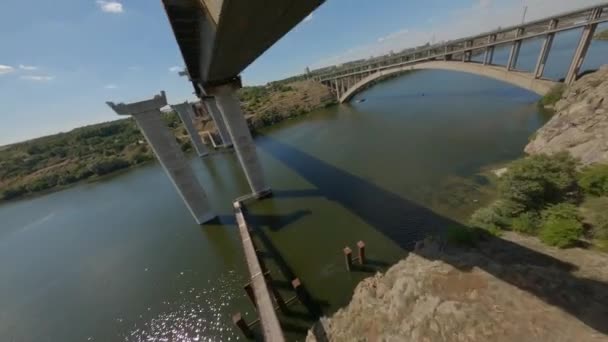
[102,2,608,341]
[302,3,608,102]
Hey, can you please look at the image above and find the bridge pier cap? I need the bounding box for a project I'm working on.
[106,91,168,115]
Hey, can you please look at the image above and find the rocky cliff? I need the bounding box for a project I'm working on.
[525,66,608,166]
[306,234,608,342]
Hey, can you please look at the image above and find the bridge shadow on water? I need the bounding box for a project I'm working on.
[217,209,330,339]
[255,134,608,336]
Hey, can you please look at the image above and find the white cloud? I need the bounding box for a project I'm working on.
[303,13,314,23]
[104,84,117,89]
[20,75,54,82]
[0,64,14,75]
[96,1,124,14]
[311,0,606,69]
[18,64,38,71]
[169,66,183,73]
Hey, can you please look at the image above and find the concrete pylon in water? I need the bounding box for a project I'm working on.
[202,95,233,147]
[206,83,269,197]
[171,102,209,157]
[106,91,215,224]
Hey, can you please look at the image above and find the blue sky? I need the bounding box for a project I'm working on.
[0,0,604,145]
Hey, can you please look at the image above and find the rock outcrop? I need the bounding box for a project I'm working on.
[307,234,608,342]
[525,66,608,166]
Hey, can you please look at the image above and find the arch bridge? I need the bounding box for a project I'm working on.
[305,4,608,103]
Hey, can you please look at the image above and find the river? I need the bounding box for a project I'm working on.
[1,26,607,341]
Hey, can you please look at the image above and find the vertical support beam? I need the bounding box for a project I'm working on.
[462,40,472,62]
[357,241,366,265]
[507,28,524,71]
[534,19,558,79]
[232,313,253,339]
[202,96,233,147]
[566,8,602,84]
[344,246,352,271]
[106,92,215,224]
[207,82,269,196]
[171,102,209,157]
[483,34,496,65]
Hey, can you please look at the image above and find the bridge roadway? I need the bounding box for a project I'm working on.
[302,3,608,103]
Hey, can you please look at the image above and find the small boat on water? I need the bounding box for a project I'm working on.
[356,98,366,103]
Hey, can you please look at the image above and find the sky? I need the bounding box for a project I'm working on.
[0,0,605,146]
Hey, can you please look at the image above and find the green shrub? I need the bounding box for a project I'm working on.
[470,200,517,231]
[539,218,583,248]
[578,164,608,196]
[538,203,583,248]
[499,152,578,210]
[589,211,608,240]
[131,152,153,165]
[89,158,130,176]
[541,203,581,222]
[512,211,541,234]
[538,84,565,108]
[26,175,59,192]
[446,226,478,247]
[2,186,27,200]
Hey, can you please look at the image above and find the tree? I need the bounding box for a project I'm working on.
[499,152,578,210]
[578,164,608,196]
[538,203,583,248]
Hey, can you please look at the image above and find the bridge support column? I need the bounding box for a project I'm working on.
[483,34,496,65]
[444,46,453,61]
[462,40,472,62]
[171,102,209,157]
[106,92,215,224]
[566,8,603,84]
[534,19,558,79]
[201,96,233,147]
[507,28,524,71]
[335,79,341,99]
[207,81,269,196]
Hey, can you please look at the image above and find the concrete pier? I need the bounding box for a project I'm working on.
[171,102,209,157]
[566,8,603,84]
[208,83,269,196]
[107,92,215,224]
[507,28,524,71]
[483,34,496,65]
[202,96,233,147]
[534,19,558,79]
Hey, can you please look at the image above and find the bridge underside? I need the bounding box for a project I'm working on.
[338,61,559,103]
[162,0,324,88]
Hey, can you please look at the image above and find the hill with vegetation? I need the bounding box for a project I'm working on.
[0,80,335,202]
[594,28,608,40]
